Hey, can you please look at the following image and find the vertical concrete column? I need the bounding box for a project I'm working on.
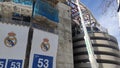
[56,2,74,68]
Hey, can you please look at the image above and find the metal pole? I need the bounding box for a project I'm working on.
[117,0,120,28]
[24,0,35,68]
[75,0,98,68]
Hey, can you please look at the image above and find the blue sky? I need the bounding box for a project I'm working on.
[81,0,102,18]
[81,0,120,49]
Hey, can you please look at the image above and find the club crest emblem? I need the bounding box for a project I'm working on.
[40,38,50,52]
[4,32,17,47]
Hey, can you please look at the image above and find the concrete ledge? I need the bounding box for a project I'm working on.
[74,39,119,50]
[73,32,117,43]
[74,47,120,57]
[75,63,120,68]
[74,55,120,63]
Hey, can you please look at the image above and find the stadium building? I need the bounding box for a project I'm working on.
[0,0,120,68]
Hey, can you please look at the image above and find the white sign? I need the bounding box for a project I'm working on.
[0,22,29,68]
[29,29,58,68]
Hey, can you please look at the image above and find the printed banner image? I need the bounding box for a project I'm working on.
[29,28,58,68]
[0,22,29,68]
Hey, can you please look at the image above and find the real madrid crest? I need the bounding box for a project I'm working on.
[4,32,17,47]
[40,38,50,52]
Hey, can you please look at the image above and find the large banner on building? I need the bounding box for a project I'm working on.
[29,29,58,68]
[0,22,29,68]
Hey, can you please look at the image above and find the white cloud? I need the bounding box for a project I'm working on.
[98,7,120,49]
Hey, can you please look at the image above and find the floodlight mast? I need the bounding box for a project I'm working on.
[75,0,99,68]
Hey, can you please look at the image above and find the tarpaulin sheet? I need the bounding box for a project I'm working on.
[13,0,32,6]
[35,0,59,22]
[12,0,59,22]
